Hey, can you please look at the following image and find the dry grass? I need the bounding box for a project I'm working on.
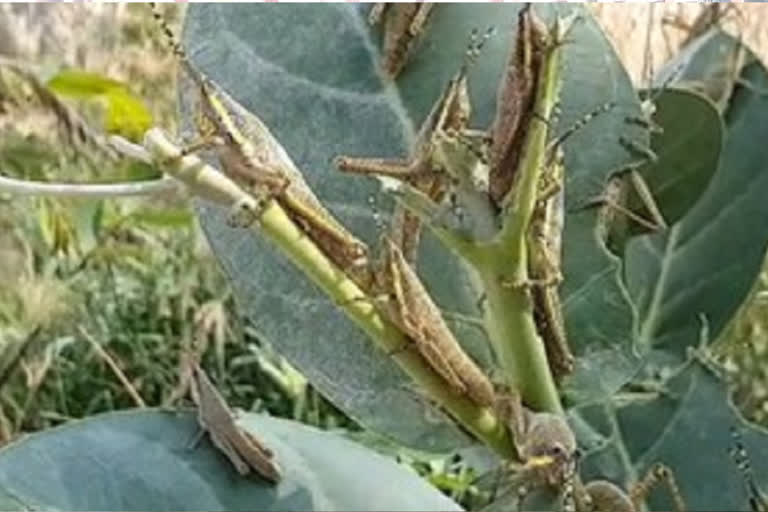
[1,3,767,429]
[591,3,768,85]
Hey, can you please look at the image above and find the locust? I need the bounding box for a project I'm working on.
[370,236,495,407]
[336,30,498,407]
[490,7,593,382]
[481,394,686,512]
[488,3,547,207]
[150,4,369,280]
[526,151,574,381]
[336,28,498,266]
[368,3,434,79]
[560,463,684,512]
[190,363,281,483]
[477,390,578,510]
[526,101,619,382]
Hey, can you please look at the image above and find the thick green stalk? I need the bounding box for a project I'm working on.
[143,128,515,456]
[483,21,571,415]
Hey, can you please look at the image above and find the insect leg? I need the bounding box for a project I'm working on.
[629,462,686,512]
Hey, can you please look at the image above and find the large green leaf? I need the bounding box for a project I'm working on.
[181,4,645,448]
[575,358,768,511]
[626,33,768,360]
[623,88,722,238]
[0,410,461,512]
[47,70,152,141]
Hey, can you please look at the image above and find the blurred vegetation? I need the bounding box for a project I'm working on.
[0,3,354,447]
[0,3,766,505]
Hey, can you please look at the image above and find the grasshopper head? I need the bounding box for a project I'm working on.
[520,411,577,487]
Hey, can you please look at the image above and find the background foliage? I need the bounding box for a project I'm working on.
[1,3,768,510]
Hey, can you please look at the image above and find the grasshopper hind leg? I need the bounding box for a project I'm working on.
[629,463,686,512]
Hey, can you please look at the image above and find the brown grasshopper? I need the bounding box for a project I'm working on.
[150,4,369,279]
[370,236,495,407]
[368,3,434,79]
[482,397,686,512]
[336,28,497,266]
[478,391,578,510]
[190,363,281,484]
[527,152,574,381]
[525,101,618,382]
[565,463,686,512]
[488,3,548,207]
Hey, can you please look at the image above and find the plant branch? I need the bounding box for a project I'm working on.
[0,173,177,198]
[477,18,575,415]
[141,128,515,457]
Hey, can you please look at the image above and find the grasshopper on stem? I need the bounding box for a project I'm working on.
[336,28,497,266]
[150,4,369,281]
[524,102,618,382]
[336,29,499,407]
[369,237,495,407]
[526,152,574,381]
[477,390,577,510]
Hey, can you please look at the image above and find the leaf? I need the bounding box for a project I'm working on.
[101,89,153,142]
[626,33,768,360]
[128,207,194,229]
[47,70,129,97]
[181,4,645,447]
[576,358,768,511]
[625,88,722,237]
[46,70,152,141]
[0,410,462,512]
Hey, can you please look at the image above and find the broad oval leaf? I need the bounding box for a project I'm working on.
[625,88,722,237]
[0,410,461,512]
[627,33,768,359]
[181,4,645,447]
[576,359,768,511]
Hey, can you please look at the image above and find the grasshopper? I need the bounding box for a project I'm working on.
[368,3,434,79]
[370,237,495,407]
[488,3,547,207]
[525,101,618,382]
[150,4,369,279]
[190,363,281,484]
[336,28,498,266]
[527,151,574,381]
[482,401,685,512]
[563,463,686,512]
[477,391,577,510]
[566,463,685,512]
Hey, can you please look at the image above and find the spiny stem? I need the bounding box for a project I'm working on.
[142,128,515,457]
[483,17,573,415]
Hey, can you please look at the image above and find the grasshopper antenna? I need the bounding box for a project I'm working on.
[730,426,768,511]
[460,26,497,76]
[149,2,185,60]
[547,102,615,156]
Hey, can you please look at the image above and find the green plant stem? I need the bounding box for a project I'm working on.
[479,262,562,415]
[143,128,515,457]
[483,21,569,415]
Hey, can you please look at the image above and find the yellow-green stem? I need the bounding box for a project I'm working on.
[144,128,515,456]
[488,20,569,414]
